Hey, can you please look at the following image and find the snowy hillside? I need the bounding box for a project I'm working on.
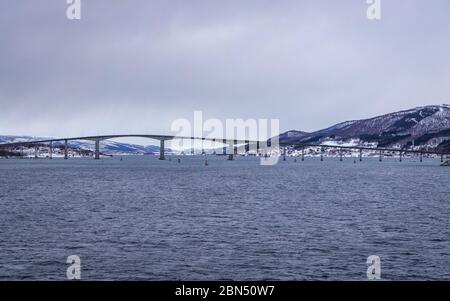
[280,104,450,151]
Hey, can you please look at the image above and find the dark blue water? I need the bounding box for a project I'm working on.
[0,156,449,280]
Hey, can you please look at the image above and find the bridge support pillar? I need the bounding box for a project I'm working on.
[34,146,38,159]
[201,138,205,155]
[359,149,362,162]
[441,154,444,163]
[222,139,227,156]
[94,139,100,160]
[49,142,53,159]
[64,140,68,159]
[228,140,234,160]
[339,148,343,161]
[159,140,165,160]
[245,140,250,155]
[379,150,383,162]
[301,148,305,161]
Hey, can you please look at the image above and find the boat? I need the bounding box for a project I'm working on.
[441,160,450,166]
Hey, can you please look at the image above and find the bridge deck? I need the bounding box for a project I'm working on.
[0,134,448,155]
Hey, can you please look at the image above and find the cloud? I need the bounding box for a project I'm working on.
[1,0,450,143]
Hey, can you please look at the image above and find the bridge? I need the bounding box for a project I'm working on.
[0,134,448,163]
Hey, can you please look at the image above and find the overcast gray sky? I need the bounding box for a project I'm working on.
[1,0,450,142]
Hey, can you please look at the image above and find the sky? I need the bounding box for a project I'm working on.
[1,0,450,144]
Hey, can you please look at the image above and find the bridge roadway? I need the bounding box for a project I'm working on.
[0,134,448,162]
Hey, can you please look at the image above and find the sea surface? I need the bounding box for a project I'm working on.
[0,156,449,280]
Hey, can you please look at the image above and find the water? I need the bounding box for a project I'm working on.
[0,156,449,280]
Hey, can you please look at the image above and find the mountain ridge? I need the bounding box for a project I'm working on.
[0,136,172,156]
[280,104,450,151]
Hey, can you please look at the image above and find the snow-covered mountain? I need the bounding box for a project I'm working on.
[280,104,450,151]
[0,136,173,156]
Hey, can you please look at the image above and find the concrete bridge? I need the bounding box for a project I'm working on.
[0,134,263,161]
[0,134,448,163]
